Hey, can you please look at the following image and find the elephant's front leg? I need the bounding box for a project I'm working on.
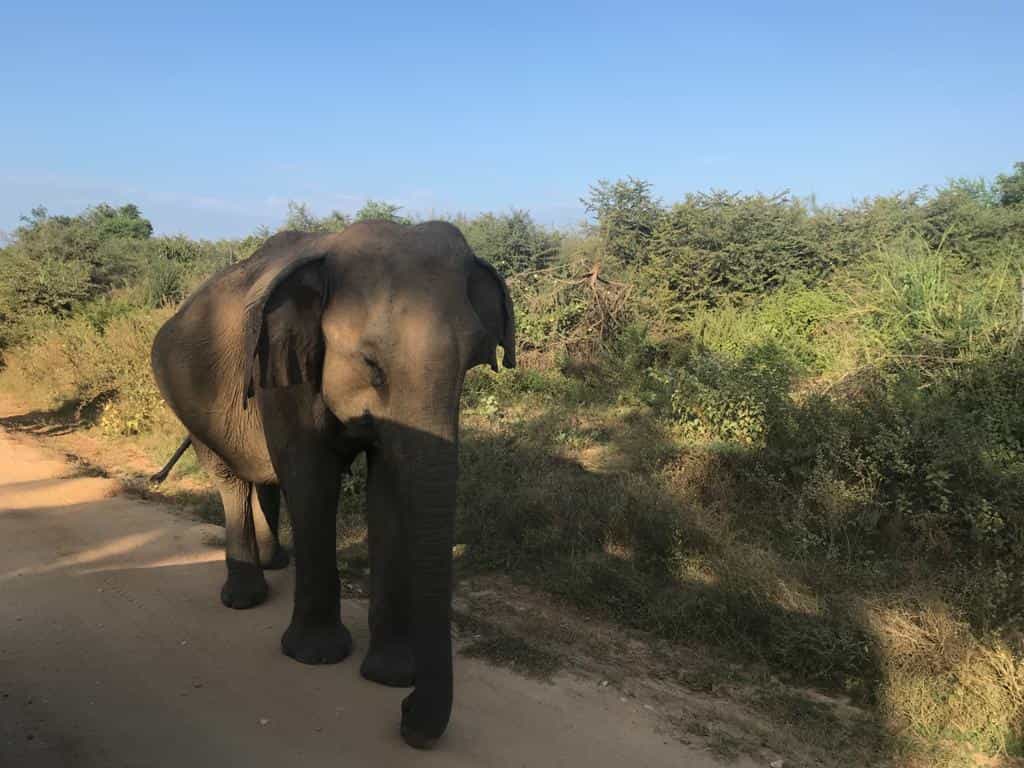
[361,449,415,687]
[277,457,352,664]
[259,386,352,665]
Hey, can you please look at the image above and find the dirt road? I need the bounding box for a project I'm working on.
[0,427,742,768]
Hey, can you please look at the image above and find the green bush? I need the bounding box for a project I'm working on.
[0,306,173,434]
[0,204,152,351]
[689,286,844,374]
[458,210,561,275]
[670,342,795,445]
[582,177,662,267]
[645,191,830,308]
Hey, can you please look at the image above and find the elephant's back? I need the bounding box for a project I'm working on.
[150,239,312,484]
[152,230,324,394]
[151,288,264,466]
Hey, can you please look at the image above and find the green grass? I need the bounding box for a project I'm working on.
[454,611,564,680]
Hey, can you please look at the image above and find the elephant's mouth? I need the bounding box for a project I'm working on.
[335,410,378,446]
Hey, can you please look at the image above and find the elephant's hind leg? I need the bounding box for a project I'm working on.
[217,479,269,608]
[253,484,290,570]
[192,438,269,609]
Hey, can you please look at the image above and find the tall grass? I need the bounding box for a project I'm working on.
[845,235,1017,365]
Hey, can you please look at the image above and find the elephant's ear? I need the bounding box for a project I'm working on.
[467,258,516,371]
[241,246,328,407]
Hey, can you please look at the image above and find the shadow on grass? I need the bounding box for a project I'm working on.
[131,482,223,526]
[454,408,891,761]
[458,409,879,682]
[0,392,115,436]
[455,344,1024,763]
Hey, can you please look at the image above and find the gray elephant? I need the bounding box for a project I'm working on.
[149,220,515,748]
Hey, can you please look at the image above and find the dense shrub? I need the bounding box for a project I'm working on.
[582,177,662,267]
[670,341,794,445]
[0,204,152,350]
[646,191,830,307]
[458,210,561,275]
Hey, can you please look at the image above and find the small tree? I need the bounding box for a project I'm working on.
[459,210,560,275]
[645,191,826,309]
[0,202,154,346]
[355,200,411,225]
[944,177,1000,207]
[282,201,350,232]
[582,177,662,266]
[996,161,1024,207]
[87,203,154,240]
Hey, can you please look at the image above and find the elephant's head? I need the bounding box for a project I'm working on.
[240,220,515,746]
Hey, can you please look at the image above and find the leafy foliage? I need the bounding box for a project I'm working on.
[280,199,413,233]
[996,161,1024,207]
[457,210,561,275]
[355,199,411,225]
[282,201,350,232]
[582,177,661,266]
[645,191,829,308]
[0,204,154,348]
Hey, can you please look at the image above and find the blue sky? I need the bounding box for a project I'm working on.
[1,1,1020,238]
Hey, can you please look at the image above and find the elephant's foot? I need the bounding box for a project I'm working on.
[281,620,353,665]
[400,690,447,750]
[220,559,268,609]
[260,545,290,570]
[361,642,415,687]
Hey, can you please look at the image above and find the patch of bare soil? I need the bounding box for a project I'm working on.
[454,573,888,767]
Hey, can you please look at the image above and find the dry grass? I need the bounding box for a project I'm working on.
[868,601,1024,763]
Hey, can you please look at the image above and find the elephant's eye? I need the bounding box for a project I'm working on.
[364,355,386,389]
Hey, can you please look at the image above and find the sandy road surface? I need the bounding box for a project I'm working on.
[0,428,739,768]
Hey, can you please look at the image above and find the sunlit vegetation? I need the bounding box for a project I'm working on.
[3,163,1024,764]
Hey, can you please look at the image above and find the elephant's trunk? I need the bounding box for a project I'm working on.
[385,420,458,748]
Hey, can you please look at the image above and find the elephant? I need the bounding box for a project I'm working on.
[149,220,516,748]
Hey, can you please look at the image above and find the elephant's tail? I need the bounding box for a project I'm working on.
[149,436,193,484]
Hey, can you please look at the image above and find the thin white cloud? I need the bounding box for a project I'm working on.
[0,171,586,238]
